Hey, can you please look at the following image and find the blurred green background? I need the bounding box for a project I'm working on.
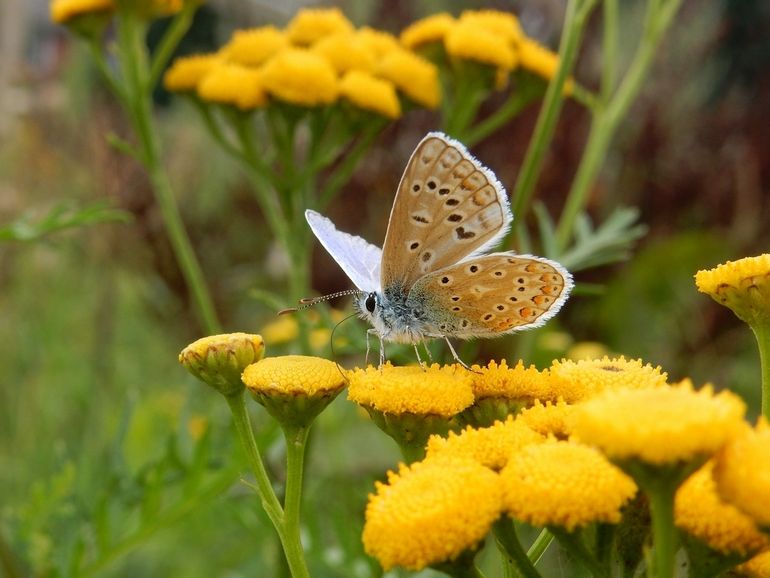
[1,0,768,576]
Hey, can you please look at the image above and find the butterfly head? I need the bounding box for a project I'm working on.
[355,291,380,324]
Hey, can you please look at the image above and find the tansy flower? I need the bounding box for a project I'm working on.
[518,38,574,93]
[163,53,222,93]
[242,355,345,427]
[377,49,441,109]
[222,26,289,67]
[675,461,768,558]
[363,457,502,571]
[179,333,265,397]
[500,440,637,531]
[714,419,770,528]
[462,359,552,426]
[458,9,524,45]
[285,7,354,45]
[348,363,474,461]
[444,20,517,71]
[312,33,376,74]
[348,363,473,417]
[695,254,770,327]
[400,12,455,49]
[339,71,401,119]
[572,380,746,466]
[425,416,544,471]
[260,49,338,106]
[517,399,576,439]
[197,63,267,110]
[736,550,770,578]
[547,355,668,402]
[356,27,401,58]
[50,0,113,24]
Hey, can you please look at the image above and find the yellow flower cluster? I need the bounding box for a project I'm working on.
[400,9,571,89]
[164,7,442,115]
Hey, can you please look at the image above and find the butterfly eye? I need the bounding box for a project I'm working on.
[365,293,377,313]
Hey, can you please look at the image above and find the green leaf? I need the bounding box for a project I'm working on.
[558,207,647,271]
[0,202,132,243]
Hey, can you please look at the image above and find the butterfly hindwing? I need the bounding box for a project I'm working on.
[380,132,512,292]
[407,253,573,338]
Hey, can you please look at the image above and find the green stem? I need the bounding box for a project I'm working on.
[647,485,677,578]
[493,519,543,578]
[750,322,770,420]
[113,13,221,333]
[225,395,285,527]
[549,527,608,578]
[147,4,196,90]
[555,0,683,250]
[526,529,554,565]
[601,0,619,101]
[282,425,312,578]
[510,0,596,224]
[464,88,538,147]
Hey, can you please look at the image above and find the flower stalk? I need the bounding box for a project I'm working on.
[751,321,770,419]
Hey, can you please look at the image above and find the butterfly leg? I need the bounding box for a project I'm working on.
[412,343,427,370]
[422,340,433,364]
[443,337,478,372]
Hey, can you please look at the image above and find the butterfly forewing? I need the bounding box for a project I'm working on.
[380,133,512,292]
[408,253,573,338]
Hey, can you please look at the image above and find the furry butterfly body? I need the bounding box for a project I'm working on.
[306,132,573,353]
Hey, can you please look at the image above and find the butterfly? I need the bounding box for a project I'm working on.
[305,132,573,366]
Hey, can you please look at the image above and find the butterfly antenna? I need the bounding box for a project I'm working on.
[278,288,364,315]
[330,311,359,380]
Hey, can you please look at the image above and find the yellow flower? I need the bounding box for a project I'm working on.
[714,419,770,527]
[179,333,265,397]
[458,9,523,45]
[566,341,611,361]
[445,21,517,70]
[501,440,637,530]
[356,27,401,58]
[50,0,113,24]
[695,254,770,326]
[163,53,222,93]
[260,315,299,345]
[340,71,401,119]
[547,355,668,402]
[425,416,544,471]
[400,12,455,49]
[347,363,473,417]
[261,49,338,106]
[197,63,267,110]
[242,355,343,397]
[222,26,289,67]
[286,7,354,45]
[675,461,769,556]
[243,355,345,426]
[471,359,554,402]
[312,33,376,74]
[377,49,441,109]
[737,550,770,578]
[363,457,502,571]
[518,38,574,93]
[572,380,746,465]
[517,399,576,439]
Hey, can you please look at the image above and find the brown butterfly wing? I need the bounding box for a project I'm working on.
[380,133,512,293]
[407,253,573,338]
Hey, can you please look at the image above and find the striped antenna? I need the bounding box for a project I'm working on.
[278,288,364,315]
